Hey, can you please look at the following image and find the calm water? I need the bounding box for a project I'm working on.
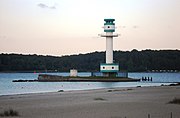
[0,72,179,95]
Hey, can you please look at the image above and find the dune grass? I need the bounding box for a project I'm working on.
[58,90,64,92]
[107,88,133,92]
[94,97,106,101]
[0,109,19,117]
[168,98,180,105]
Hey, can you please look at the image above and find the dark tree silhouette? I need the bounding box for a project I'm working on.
[0,50,179,72]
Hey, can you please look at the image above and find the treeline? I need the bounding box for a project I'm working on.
[0,49,180,72]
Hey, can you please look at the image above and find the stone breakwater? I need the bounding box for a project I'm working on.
[37,74,140,82]
[12,74,140,82]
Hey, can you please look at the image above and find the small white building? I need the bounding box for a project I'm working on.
[70,69,78,77]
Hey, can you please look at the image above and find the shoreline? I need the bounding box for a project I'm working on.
[1,82,177,97]
[0,85,179,118]
[1,82,179,97]
[1,84,177,97]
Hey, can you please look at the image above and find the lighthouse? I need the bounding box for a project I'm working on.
[100,19,119,77]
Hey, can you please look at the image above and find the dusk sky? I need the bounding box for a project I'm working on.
[0,0,180,56]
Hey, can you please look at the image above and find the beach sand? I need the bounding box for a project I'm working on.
[0,86,180,118]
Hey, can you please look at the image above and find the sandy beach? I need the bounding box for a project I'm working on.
[0,86,180,118]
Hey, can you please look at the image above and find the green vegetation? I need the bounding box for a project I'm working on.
[168,98,180,104]
[107,89,133,92]
[169,83,180,86]
[94,97,106,101]
[0,109,19,117]
[0,49,180,72]
[58,90,64,92]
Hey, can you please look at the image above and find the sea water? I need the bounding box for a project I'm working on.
[0,72,179,95]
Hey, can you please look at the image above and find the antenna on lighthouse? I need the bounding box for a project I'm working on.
[99,19,119,77]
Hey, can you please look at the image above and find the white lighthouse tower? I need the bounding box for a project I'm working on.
[100,19,119,77]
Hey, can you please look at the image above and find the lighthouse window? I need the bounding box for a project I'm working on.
[112,67,114,69]
[103,67,105,69]
[107,26,110,28]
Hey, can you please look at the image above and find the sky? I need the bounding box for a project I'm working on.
[0,0,180,56]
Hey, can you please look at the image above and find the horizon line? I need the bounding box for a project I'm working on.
[1,48,179,57]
